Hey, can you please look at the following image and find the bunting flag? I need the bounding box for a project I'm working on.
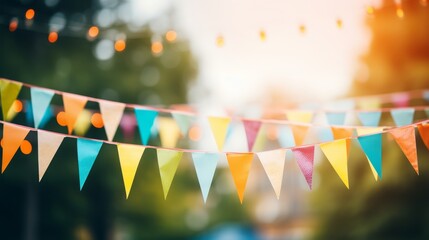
[30,87,55,128]
[26,101,52,129]
[158,117,181,148]
[316,127,334,142]
[62,93,88,134]
[172,112,195,136]
[320,139,349,188]
[77,138,103,190]
[1,123,30,173]
[358,111,382,127]
[292,145,315,189]
[257,149,286,199]
[192,152,218,202]
[243,120,262,151]
[391,108,415,127]
[326,112,346,125]
[290,125,309,146]
[358,133,382,179]
[37,130,64,181]
[356,127,384,136]
[157,149,183,199]
[135,108,158,145]
[390,126,418,174]
[74,110,92,136]
[226,153,253,203]
[1,81,22,120]
[278,125,296,148]
[99,100,125,141]
[285,110,313,123]
[331,127,354,150]
[417,123,429,150]
[117,144,145,198]
[208,116,230,151]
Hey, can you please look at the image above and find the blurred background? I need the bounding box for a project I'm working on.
[1,0,429,239]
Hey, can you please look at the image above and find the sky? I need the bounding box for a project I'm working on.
[130,0,381,109]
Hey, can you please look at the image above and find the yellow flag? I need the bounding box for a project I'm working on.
[158,117,181,148]
[117,144,145,198]
[356,127,384,136]
[208,116,230,151]
[285,110,313,123]
[320,139,349,188]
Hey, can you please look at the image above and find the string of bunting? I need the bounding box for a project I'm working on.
[1,78,429,203]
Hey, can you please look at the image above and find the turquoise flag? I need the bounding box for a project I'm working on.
[358,133,382,179]
[192,152,218,203]
[31,88,55,128]
[172,112,195,136]
[77,139,103,190]
[317,127,334,142]
[25,101,52,128]
[135,108,158,145]
[391,108,414,127]
[278,126,295,148]
[358,111,382,127]
[326,112,346,125]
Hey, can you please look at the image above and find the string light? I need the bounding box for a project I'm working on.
[25,9,35,20]
[336,19,343,29]
[20,140,32,155]
[216,35,224,47]
[91,113,104,128]
[114,39,126,52]
[87,26,99,39]
[165,30,177,42]
[151,41,163,55]
[299,25,306,34]
[48,31,58,43]
[9,18,18,32]
[259,29,267,41]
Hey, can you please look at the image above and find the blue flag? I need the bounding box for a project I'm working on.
[135,108,158,145]
[77,138,103,190]
[326,112,346,125]
[31,88,55,128]
[26,101,52,128]
[192,152,218,203]
[278,126,295,148]
[358,133,382,179]
[358,111,382,127]
[391,108,414,127]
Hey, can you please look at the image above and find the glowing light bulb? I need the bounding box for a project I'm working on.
[25,9,35,20]
[366,6,374,15]
[57,111,68,126]
[91,113,104,128]
[216,35,224,47]
[165,30,177,42]
[336,19,343,29]
[151,41,163,55]
[396,7,404,18]
[299,25,306,34]
[13,100,23,112]
[259,29,266,41]
[20,140,32,155]
[48,32,58,43]
[114,39,126,52]
[88,26,99,39]
[9,18,18,32]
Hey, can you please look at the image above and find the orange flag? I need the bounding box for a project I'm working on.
[2,123,30,173]
[62,93,88,134]
[290,125,309,146]
[331,127,354,150]
[226,153,253,204]
[390,126,419,174]
[418,123,429,150]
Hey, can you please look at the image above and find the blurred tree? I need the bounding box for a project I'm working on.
[311,0,429,239]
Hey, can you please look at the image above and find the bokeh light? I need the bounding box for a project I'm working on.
[114,39,126,52]
[259,29,266,42]
[396,7,405,19]
[151,41,163,55]
[165,30,177,42]
[56,111,68,126]
[13,100,23,113]
[91,113,104,128]
[216,35,224,47]
[48,32,58,43]
[20,140,32,155]
[299,25,306,34]
[87,26,99,39]
[188,125,201,141]
[25,9,35,20]
[9,18,18,32]
[336,19,343,29]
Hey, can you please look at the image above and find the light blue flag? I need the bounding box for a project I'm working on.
[326,112,346,125]
[192,152,218,203]
[77,139,103,190]
[134,108,158,145]
[317,127,334,142]
[358,111,382,127]
[172,112,195,136]
[391,108,415,127]
[278,125,295,148]
[25,101,52,128]
[358,133,382,179]
[31,88,55,128]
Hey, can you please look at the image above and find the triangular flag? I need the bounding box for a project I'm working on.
[158,117,181,148]
[99,100,125,141]
[157,149,183,199]
[292,145,315,189]
[326,112,346,125]
[172,112,194,136]
[1,81,22,120]
[208,116,230,151]
[331,127,354,151]
[74,110,92,136]
[31,88,55,128]
[62,93,88,134]
[417,123,429,150]
[226,153,253,203]
[257,149,286,199]
[243,120,262,151]
[320,139,349,188]
[285,110,313,123]
[290,125,309,146]
[135,108,158,145]
[117,144,145,198]
[278,125,296,148]
[38,130,64,181]
[192,152,218,202]
[390,126,418,174]
[391,108,415,127]
[356,127,384,136]
[1,123,30,173]
[358,133,382,179]
[77,138,103,190]
[358,111,382,127]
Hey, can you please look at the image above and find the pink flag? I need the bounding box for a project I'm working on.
[292,145,315,189]
[242,120,262,151]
